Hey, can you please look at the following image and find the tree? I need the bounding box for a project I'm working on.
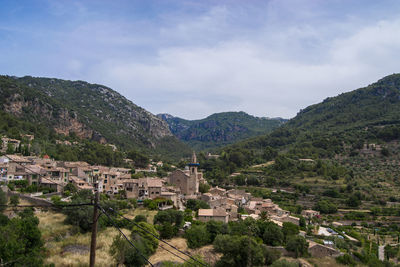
[213,234,265,267]
[127,150,149,168]
[64,183,77,194]
[263,146,278,161]
[285,235,308,258]
[133,215,147,223]
[6,143,15,154]
[159,222,175,239]
[346,194,362,208]
[206,220,225,242]
[282,222,299,241]
[299,216,306,228]
[314,199,337,214]
[131,222,159,254]
[110,234,149,267]
[110,222,160,266]
[185,225,210,249]
[199,183,210,194]
[185,199,210,211]
[154,209,184,239]
[0,208,45,266]
[262,222,284,246]
[0,189,6,212]
[64,190,94,232]
[264,247,281,265]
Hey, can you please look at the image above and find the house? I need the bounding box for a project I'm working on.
[308,241,341,258]
[208,186,226,196]
[301,209,320,218]
[124,177,163,199]
[160,191,178,206]
[198,208,229,223]
[70,176,94,191]
[279,215,300,226]
[1,138,21,153]
[40,178,63,192]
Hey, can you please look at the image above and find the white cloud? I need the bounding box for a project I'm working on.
[84,13,400,119]
[3,1,400,120]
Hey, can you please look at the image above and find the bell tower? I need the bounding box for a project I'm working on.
[189,151,198,175]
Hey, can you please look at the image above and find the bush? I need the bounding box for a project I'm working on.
[134,215,147,223]
[264,247,281,265]
[110,234,149,267]
[185,199,210,211]
[185,225,210,249]
[282,222,299,240]
[285,235,308,258]
[336,253,356,266]
[262,222,284,246]
[0,190,7,212]
[314,199,337,214]
[214,235,265,267]
[0,208,46,266]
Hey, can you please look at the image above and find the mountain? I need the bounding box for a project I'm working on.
[0,75,191,159]
[158,111,286,151]
[198,74,400,205]
[230,73,400,159]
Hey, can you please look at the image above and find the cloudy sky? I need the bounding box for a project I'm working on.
[1,0,400,119]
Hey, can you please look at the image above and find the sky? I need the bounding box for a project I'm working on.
[1,0,400,120]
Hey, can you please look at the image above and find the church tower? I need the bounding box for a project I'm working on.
[188,151,200,194]
[189,151,199,175]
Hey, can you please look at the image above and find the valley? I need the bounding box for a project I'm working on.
[2,74,400,267]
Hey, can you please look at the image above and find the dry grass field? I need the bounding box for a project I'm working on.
[123,207,158,223]
[149,237,220,266]
[36,209,128,267]
[307,256,349,267]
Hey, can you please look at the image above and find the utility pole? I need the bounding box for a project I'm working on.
[89,191,99,267]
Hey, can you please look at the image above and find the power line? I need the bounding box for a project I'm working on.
[158,244,191,263]
[107,207,208,267]
[98,205,154,267]
[0,203,93,208]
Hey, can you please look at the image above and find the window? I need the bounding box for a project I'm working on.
[104,180,107,184]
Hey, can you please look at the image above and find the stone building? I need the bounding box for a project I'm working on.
[124,177,163,199]
[198,208,229,223]
[168,152,202,195]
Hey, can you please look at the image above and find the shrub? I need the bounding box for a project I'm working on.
[185,225,210,249]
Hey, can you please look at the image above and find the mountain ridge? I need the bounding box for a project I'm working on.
[0,75,192,159]
[158,111,287,151]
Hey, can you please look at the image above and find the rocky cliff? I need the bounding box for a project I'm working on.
[0,75,188,154]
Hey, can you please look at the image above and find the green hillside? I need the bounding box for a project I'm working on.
[158,111,286,151]
[198,74,400,205]
[230,74,400,157]
[0,75,191,162]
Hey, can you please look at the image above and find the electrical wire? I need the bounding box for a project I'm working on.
[107,207,208,267]
[98,205,154,267]
[0,203,93,208]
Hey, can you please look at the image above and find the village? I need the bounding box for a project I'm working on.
[1,138,353,262]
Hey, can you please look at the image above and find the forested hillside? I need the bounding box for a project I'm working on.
[158,111,286,151]
[228,74,400,158]
[197,74,400,204]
